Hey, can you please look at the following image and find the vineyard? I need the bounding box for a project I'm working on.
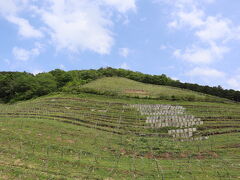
[78,77,229,102]
[0,93,240,179]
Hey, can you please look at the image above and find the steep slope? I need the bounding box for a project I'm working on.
[0,93,239,179]
[79,77,229,102]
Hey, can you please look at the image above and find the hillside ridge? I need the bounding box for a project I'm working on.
[1,67,240,103]
[74,77,230,103]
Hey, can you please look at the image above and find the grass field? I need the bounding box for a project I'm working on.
[0,92,240,179]
[78,77,229,102]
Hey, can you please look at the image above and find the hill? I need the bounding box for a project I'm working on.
[1,68,240,103]
[0,93,240,179]
[77,77,229,102]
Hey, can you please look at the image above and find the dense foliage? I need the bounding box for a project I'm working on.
[0,71,58,103]
[1,67,240,103]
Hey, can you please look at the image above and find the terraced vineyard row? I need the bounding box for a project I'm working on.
[0,94,240,179]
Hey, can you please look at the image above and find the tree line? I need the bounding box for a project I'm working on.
[0,67,240,103]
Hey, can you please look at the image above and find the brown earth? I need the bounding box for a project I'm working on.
[124,89,149,95]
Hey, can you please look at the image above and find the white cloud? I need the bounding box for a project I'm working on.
[227,78,240,90]
[204,0,216,4]
[160,45,167,50]
[59,64,66,70]
[0,1,43,39]
[120,62,130,69]
[13,47,31,61]
[119,48,130,58]
[12,46,41,61]
[32,70,44,75]
[39,0,114,54]
[171,76,179,81]
[4,59,10,65]
[168,21,178,28]
[175,9,205,28]
[7,16,43,38]
[0,0,137,55]
[186,67,225,78]
[195,16,232,42]
[174,43,229,64]
[161,0,240,65]
[155,0,215,8]
[226,71,240,90]
[0,0,17,16]
[159,0,240,90]
[102,0,136,13]
[168,5,236,44]
[40,0,136,54]
[184,67,240,90]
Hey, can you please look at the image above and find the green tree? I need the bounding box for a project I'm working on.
[50,69,72,88]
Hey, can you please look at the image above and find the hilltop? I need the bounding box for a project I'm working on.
[77,77,229,102]
[1,68,240,103]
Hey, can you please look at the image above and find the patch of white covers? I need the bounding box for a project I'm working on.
[130,104,208,141]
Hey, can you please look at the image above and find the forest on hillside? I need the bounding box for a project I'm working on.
[0,67,240,103]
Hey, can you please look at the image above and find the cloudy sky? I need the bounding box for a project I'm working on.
[1,0,240,90]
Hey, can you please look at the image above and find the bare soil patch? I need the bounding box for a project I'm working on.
[220,144,240,149]
[124,89,149,95]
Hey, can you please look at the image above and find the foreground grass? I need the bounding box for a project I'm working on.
[0,93,239,179]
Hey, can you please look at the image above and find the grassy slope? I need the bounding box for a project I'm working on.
[0,93,240,179]
[79,77,229,102]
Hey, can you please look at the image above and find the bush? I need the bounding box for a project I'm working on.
[185,95,196,101]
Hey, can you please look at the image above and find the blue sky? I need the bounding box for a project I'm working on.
[1,0,240,90]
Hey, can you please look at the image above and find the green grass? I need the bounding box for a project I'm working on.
[76,77,230,102]
[0,92,240,179]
